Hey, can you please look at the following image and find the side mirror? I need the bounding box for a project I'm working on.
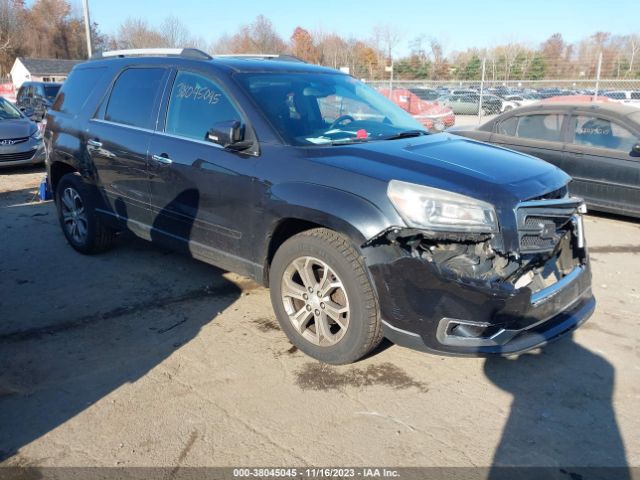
[632,142,640,156]
[206,120,252,151]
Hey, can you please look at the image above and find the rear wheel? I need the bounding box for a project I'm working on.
[56,172,115,254]
[269,228,382,364]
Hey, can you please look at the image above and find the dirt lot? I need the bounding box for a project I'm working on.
[1,166,639,470]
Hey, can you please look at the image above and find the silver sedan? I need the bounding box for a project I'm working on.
[0,96,45,168]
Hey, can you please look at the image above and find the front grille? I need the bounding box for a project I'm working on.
[0,137,29,146]
[0,150,36,162]
[516,198,582,253]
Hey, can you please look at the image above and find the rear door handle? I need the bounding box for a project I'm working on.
[87,139,102,148]
[151,154,172,165]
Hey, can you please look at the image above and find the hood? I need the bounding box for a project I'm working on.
[0,118,36,140]
[309,133,570,206]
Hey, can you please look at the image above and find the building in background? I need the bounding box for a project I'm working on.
[10,58,82,88]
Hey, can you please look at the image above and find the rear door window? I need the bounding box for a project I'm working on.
[105,68,166,129]
[571,115,637,153]
[165,70,242,140]
[514,114,563,142]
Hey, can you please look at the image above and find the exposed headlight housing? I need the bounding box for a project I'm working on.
[30,128,43,141]
[387,180,498,233]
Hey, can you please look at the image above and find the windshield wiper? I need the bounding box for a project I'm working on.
[381,130,428,140]
[330,137,370,145]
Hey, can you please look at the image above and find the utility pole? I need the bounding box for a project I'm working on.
[478,58,486,125]
[594,51,603,99]
[82,0,92,58]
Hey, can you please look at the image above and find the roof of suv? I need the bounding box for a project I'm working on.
[86,52,340,76]
[210,57,339,74]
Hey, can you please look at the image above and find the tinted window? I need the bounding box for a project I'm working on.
[571,115,637,152]
[165,71,241,140]
[604,92,625,100]
[53,67,107,115]
[43,85,60,101]
[631,92,640,100]
[106,68,165,129]
[515,114,563,141]
[497,116,518,135]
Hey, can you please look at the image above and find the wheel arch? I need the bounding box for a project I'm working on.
[260,182,395,285]
[49,161,78,196]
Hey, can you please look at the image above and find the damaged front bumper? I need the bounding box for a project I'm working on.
[363,204,595,356]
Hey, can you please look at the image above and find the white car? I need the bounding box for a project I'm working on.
[601,90,640,107]
[502,94,541,108]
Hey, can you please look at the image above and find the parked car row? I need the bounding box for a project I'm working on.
[407,85,640,113]
[379,88,455,131]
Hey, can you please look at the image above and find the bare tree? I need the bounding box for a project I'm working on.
[624,34,640,76]
[157,16,204,49]
[372,23,402,67]
[116,18,164,49]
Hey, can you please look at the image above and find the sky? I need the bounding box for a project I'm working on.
[81,0,639,56]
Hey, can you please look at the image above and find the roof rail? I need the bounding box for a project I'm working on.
[213,54,305,63]
[94,48,212,60]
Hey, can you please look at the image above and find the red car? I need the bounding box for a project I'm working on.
[379,88,455,132]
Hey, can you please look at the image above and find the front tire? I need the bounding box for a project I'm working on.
[55,172,115,254]
[269,228,382,364]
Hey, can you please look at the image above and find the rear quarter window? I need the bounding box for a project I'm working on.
[497,116,518,135]
[52,67,107,116]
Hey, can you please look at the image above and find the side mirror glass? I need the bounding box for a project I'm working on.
[206,120,252,151]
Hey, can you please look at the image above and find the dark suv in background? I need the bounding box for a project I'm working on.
[44,48,594,364]
[16,81,62,121]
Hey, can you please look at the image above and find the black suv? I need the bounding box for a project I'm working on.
[16,81,62,121]
[44,49,595,364]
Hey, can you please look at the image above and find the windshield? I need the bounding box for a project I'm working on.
[44,85,61,101]
[236,72,424,146]
[0,97,22,120]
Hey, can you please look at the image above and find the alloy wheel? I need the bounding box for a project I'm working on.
[281,256,350,346]
[61,187,88,244]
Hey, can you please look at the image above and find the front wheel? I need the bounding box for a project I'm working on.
[269,228,382,364]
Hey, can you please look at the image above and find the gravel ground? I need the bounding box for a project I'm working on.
[1,165,639,470]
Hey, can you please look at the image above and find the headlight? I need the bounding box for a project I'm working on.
[30,129,43,141]
[387,180,498,233]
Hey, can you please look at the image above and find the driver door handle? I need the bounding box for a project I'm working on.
[151,154,173,165]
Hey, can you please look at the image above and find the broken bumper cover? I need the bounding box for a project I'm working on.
[367,253,594,356]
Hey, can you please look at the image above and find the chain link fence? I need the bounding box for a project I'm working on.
[361,53,640,128]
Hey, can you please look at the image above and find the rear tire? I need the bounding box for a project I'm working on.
[269,228,382,364]
[55,172,115,254]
